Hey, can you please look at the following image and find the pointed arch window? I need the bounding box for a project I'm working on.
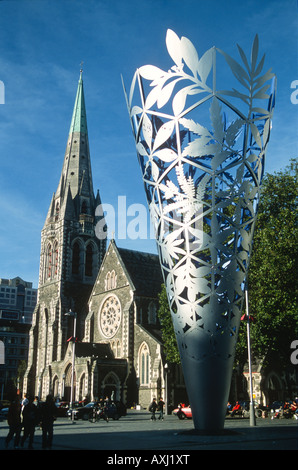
[55,202,60,221]
[105,270,117,290]
[81,201,87,214]
[46,243,52,280]
[148,301,157,324]
[72,242,80,275]
[110,270,116,289]
[139,343,150,385]
[116,339,121,358]
[111,339,121,358]
[105,272,111,290]
[85,244,93,277]
[53,240,59,277]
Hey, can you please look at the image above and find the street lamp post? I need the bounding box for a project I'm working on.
[64,310,77,422]
[245,289,256,427]
[164,363,168,416]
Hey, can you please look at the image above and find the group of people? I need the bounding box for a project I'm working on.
[148,397,165,421]
[227,398,298,419]
[5,393,57,450]
[91,397,111,422]
[271,400,298,419]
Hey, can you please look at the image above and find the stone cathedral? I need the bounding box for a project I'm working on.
[23,72,186,410]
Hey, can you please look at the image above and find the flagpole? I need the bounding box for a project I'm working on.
[245,289,256,426]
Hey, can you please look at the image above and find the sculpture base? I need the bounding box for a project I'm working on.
[181,354,235,431]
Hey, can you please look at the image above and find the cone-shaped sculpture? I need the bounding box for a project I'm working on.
[123,30,276,431]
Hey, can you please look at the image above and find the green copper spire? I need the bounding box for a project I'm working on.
[53,69,95,215]
[69,69,88,134]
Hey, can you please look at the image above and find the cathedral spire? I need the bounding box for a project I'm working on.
[55,70,95,215]
[69,67,88,135]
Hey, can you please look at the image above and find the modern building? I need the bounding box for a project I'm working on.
[0,277,37,398]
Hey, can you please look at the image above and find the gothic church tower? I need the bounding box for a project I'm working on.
[24,71,106,398]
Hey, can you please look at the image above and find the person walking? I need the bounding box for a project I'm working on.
[157,397,165,420]
[149,398,158,421]
[40,394,57,449]
[21,396,39,449]
[33,396,40,407]
[21,393,29,412]
[5,397,22,449]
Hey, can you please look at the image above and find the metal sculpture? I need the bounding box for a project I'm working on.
[123,30,276,430]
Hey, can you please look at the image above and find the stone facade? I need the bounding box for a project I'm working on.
[84,240,165,407]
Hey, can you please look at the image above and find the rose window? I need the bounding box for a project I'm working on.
[99,295,121,338]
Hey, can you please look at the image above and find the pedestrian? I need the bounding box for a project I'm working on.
[21,393,29,412]
[99,398,109,422]
[21,396,39,449]
[33,396,40,407]
[40,394,57,449]
[230,401,242,417]
[226,402,232,414]
[5,397,22,449]
[149,398,158,421]
[157,397,165,420]
[290,401,298,419]
[33,396,42,429]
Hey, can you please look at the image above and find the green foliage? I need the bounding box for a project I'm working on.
[157,160,298,369]
[236,158,298,364]
[157,284,181,364]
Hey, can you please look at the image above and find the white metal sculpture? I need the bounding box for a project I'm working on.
[124,30,276,430]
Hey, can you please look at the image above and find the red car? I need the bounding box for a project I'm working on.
[173,404,192,419]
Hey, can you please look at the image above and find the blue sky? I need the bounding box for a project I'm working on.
[0,0,297,288]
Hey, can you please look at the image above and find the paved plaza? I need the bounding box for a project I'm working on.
[1,410,297,454]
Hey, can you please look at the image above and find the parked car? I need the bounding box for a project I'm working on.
[173,404,192,419]
[55,401,76,417]
[67,401,95,420]
[67,401,125,421]
[0,407,9,421]
[0,400,10,410]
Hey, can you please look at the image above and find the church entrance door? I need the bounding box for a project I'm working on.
[102,372,120,402]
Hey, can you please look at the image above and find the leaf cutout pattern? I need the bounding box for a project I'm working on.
[124,29,276,364]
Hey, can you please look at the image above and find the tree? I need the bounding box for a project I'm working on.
[157,284,180,363]
[236,159,298,365]
[158,160,298,369]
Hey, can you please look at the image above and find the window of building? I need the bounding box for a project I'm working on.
[81,201,87,214]
[139,343,150,385]
[53,240,59,276]
[148,301,157,324]
[105,270,117,290]
[46,243,52,279]
[55,202,59,221]
[85,244,93,277]
[111,339,121,358]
